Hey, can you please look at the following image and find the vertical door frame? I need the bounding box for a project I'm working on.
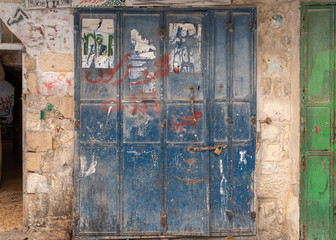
[300,2,336,239]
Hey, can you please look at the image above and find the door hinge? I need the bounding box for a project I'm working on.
[301,155,306,173]
[160,214,167,228]
[251,117,257,125]
[227,22,234,32]
[74,120,81,128]
[251,210,256,220]
[160,27,166,40]
[226,210,233,220]
[250,18,257,32]
[301,15,308,34]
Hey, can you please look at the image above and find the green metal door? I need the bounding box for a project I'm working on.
[301,3,336,240]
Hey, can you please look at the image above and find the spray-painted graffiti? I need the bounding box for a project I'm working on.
[86,53,169,87]
[37,73,71,95]
[85,54,132,86]
[82,19,115,68]
[169,23,202,73]
[102,90,161,115]
[170,111,203,133]
[0,81,15,124]
[7,8,28,26]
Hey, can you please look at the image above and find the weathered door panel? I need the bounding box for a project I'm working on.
[80,103,118,143]
[232,12,253,99]
[167,103,205,143]
[306,155,330,240]
[232,146,254,230]
[74,8,256,239]
[79,146,119,233]
[122,14,161,98]
[210,148,231,231]
[123,146,161,233]
[167,14,204,101]
[307,106,330,152]
[301,4,335,240]
[166,147,207,234]
[210,9,256,234]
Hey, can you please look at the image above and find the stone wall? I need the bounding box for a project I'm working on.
[0,0,308,239]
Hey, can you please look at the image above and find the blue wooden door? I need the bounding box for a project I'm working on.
[74,8,256,239]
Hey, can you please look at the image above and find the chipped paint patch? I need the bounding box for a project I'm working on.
[80,155,98,177]
[239,150,247,165]
[219,159,227,195]
[270,15,284,29]
[131,29,156,59]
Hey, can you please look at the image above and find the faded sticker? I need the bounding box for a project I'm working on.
[82,19,115,68]
[169,23,202,73]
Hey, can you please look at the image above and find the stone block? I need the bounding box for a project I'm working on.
[261,124,280,142]
[265,144,286,161]
[26,152,42,172]
[27,72,38,94]
[54,147,74,170]
[48,171,73,218]
[25,94,48,111]
[26,110,41,131]
[261,78,271,95]
[263,99,291,122]
[38,52,74,72]
[26,174,49,193]
[25,54,36,71]
[258,175,289,198]
[26,131,53,151]
[59,131,74,147]
[273,78,282,97]
[41,161,56,173]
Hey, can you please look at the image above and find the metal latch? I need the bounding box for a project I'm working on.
[188,145,227,155]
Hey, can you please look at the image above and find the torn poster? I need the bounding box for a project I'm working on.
[169,23,202,73]
[82,18,115,68]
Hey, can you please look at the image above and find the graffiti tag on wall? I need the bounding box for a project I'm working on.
[0,81,15,125]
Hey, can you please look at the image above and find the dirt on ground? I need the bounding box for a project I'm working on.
[0,141,24,235]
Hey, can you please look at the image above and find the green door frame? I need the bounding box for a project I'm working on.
[300,2,336,239]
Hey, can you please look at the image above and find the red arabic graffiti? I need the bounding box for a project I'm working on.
[170,111,203,133]
[39,73,71,95]
[85,54,132,87]
[88,54,169,115]
[102,89,161,115]
[86,53,168,87]
[87,53,202,133]
[129,54,169,86]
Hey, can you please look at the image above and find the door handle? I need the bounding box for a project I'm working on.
[188,145,227,155]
